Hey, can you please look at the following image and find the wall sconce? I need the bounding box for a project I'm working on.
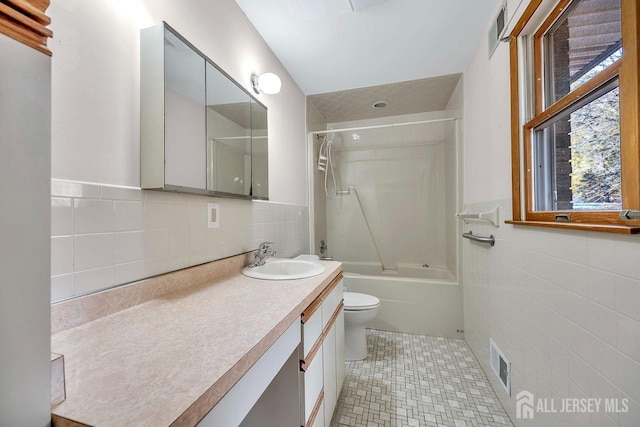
[251,72,281,95]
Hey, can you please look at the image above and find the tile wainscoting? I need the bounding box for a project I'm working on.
[463,198,640,426]
[51,179,309,301]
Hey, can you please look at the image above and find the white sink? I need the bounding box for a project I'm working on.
[242,259,325,280]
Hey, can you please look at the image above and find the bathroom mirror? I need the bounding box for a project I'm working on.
[162,27,207,190]
[206,62,252,196]
[251,100,269,199]
[141,22,269,200]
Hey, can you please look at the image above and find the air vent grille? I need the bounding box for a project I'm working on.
[489,338,511,396]
[488,1,508,58]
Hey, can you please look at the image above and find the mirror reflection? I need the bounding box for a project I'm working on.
[141,23,269,200]
[251,101,268,199]
[164,29,207,190]
[206,62,252,196]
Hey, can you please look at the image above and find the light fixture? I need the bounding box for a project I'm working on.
[251,72,282,95]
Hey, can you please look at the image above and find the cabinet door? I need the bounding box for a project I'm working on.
[310,399,325,427]
[336,309,345,394]
[323,325,337,426]
[301,300,323,359]
[163,29,206,190]
[302,350,323,425]
[322,281,343,329]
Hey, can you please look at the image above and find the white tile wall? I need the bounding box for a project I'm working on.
[50,179,310,301]
[463,198,640,426]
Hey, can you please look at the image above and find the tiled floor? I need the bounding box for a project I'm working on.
[331,330,513,427]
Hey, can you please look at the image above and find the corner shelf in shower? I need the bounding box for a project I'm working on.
[455,206,499,227]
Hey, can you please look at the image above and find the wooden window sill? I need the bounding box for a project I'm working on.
[505,220,640,234]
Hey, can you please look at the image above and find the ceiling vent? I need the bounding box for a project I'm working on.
[488,0,508,58]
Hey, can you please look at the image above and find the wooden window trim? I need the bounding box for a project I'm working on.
[509,0,640,234]
[533,0,573,115]
[0,0,52,55]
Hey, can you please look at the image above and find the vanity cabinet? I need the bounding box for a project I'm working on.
[300,274,345,427]
[198,319,300,427]
[140,22,268,199]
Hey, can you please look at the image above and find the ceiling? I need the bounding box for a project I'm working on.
[308,73,461,123]
[234,0,500,95]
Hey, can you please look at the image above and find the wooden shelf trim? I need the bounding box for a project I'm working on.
[0,0,51,55]
[506,220,640,234]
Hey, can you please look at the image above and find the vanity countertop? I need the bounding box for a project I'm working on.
[50,258,342,427]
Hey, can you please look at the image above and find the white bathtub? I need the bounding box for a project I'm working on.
[342,261,455,280]
[341,261,463,339]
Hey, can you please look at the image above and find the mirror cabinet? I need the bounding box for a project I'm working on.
[141,22,268,200]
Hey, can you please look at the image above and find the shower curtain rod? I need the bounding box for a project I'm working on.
[310,117,459,136]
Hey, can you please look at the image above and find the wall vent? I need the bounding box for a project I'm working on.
[488,1,508,58]
[490,338,511,396]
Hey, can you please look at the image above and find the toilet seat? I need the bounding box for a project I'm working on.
[344,292,380,311]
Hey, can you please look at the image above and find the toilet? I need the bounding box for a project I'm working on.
[343,292,381,361]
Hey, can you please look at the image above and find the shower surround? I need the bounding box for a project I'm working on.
[312,106,463,338]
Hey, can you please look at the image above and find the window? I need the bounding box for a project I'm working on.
[509,0,640,233]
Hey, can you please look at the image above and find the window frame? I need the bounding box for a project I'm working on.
[508,0,640,233]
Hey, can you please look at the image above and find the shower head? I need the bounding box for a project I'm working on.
[326,130,335,144]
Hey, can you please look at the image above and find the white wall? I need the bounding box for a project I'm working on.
[48,0,311,300]
[463,26,512,204]
[49,0,307,205]
[462,1,640,425]
[0,35,51,425]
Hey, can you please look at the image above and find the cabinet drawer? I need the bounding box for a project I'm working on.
[322,279,343,329]
[302,302,322,359]
[303,352,323,424]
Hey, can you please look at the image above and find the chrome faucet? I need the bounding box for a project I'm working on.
[248,242,277,267]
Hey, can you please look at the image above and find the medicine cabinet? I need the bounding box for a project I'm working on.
[140,22,268,200]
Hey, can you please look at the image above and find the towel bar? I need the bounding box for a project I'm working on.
[462,231,495,246]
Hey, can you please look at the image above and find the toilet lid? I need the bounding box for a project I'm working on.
[344,292,380,311]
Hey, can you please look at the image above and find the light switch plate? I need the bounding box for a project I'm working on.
[207,203,220,229]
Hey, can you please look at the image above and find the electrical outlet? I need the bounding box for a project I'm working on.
[207,203,220,229]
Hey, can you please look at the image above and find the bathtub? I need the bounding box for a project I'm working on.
[340,261,463,339]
